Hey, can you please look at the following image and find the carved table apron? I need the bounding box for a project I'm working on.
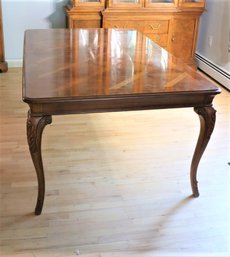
[22,29,221,215]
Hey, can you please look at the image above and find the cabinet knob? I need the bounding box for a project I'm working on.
[171,36,175,42]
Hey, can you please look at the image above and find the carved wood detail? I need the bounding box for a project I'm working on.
[27,111,52,215]
[190,106,216,197]
[27,111,52,154]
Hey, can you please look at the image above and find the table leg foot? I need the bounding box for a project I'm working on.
[27,111,52,215]
[190,106,216,197]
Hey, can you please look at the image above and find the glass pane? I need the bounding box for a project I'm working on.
[79,0,100,2]
[184,0,202,2]
[112,0,139,4]
[149,0,174,3]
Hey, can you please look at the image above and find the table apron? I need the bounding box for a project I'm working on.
[27,93,217,115]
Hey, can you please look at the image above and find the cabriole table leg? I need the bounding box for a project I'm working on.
[190,106,216,197]
[26,110,52,215]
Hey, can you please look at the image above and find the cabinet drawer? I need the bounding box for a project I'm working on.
[68,13,102,29]
[145,33,168,47]
[104,20,143,31]
[72,20,101,28]
[144,20,169,34]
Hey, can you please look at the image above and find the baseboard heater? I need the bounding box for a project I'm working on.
[6,59,23,68]
[195,53,230,91]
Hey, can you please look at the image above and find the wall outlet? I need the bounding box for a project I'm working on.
[208,36,213,47]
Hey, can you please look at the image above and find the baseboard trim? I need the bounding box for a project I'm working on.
[6,59,23,68]
[195,53,230,90]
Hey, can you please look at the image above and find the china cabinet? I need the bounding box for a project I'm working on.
[65,0,206,64]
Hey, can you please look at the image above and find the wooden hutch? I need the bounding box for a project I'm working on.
[65,0,206,64]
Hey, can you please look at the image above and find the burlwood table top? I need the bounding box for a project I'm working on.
[23,29,220,115]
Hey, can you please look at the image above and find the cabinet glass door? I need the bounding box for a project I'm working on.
[108,0,144,8]
[145,0,178,7]
[178,0,205,7]
[79,0,100,2]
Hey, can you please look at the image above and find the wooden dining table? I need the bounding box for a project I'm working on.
[22,28,221,215]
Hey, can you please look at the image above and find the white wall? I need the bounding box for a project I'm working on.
[196,0,230,89]
[2,0,68,66]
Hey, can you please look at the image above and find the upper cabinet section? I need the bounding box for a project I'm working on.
[108,0,144,8]
[70,0,205,8]
[107,0,205,8]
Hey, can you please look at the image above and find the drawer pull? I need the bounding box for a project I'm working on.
[171,36,175,42]
[149,24,161,30]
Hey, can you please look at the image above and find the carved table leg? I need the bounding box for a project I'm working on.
[27,110,52,215]
[190,106,216,197]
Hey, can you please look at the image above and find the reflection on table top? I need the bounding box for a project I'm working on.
[23,29,219,101]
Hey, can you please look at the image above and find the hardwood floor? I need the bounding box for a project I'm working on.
[0,68,229,257]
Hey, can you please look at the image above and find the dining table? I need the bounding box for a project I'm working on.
[22,28,221,215]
